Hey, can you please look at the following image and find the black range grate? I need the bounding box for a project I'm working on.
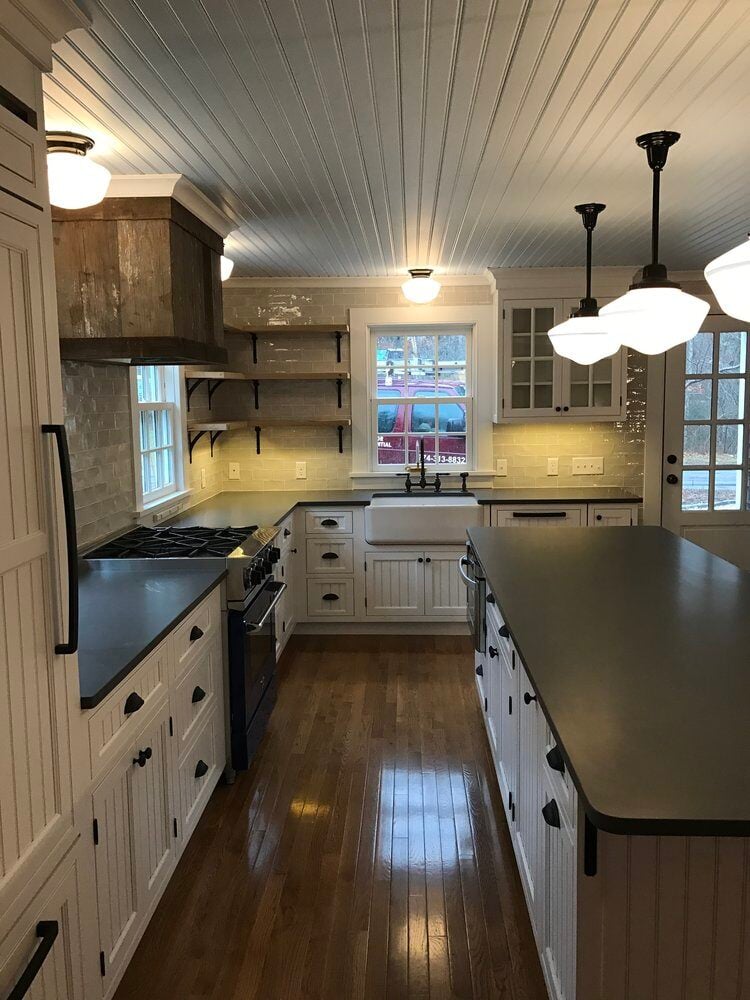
[86,525,258,559]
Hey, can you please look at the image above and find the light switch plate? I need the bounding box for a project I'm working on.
[495,458,508,477]
[572,456,604,475]
[228,462,240,481]
[547,457,559,476]
[296,461,307,479]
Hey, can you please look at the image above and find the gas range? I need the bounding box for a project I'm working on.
[85,523,281,607]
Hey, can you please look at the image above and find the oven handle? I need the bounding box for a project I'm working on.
[458,556,476,589]
[244,581,287,632]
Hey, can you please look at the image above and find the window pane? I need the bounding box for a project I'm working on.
[410,403,435,433]
[715,424,743,465]
[438,435,467,465]
[376,336,405,393]
[437,335,466,364]
[717,379,745,420]
[438,402,466,432]
[683,424,710,465]
[377,403,399,433]
[714,470,742,510]
[408,435,437,465]
[684,379,712,420]
[407,364,437,394]
[437,366,466,394]
[140,411,155,450]
[685,333,713,375]
[377,384,401,398]
[377,434,405,465]
[681,470,709,511]
[718,331,746,374]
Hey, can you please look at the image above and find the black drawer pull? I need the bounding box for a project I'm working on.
[321,551,339,560]
[546,745,565,774]
[542,799,561,829]
[192,685,206,704]
[124,691,144,715]
[512,510,567,518]
[190,625,204,642]
[508,695,512,715]
[284,528,291,537]
[322,593,339,601]
[475,664,483,677]
[524,691,537,705]
[133,746,152,768]
[499,624,509,639]
[195,759,209,779]
[8,920,59,1000]
[486,592,495,604]
[321,518,338,527]
[488,645,498,659]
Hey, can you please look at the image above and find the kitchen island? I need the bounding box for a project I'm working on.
[468,525,750,1000]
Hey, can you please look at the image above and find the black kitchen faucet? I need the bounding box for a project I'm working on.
[403,438,469,493]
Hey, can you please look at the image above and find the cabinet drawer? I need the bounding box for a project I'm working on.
[306,578,355,616]
[178,709,222,841]
[543,721,577,829]
[492,504,586,527]
[173,635,222,757]
[304,510,353,535]
[278,514,295,552]
[172,586,221,678]
[306,537,354,574]
[588,504,636,527]
[88,639,169,777]
[0,105,44,205]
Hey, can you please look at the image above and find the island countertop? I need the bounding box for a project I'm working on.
[467,525,750,836]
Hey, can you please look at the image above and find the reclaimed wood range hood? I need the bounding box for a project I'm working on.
[52,175,234,365]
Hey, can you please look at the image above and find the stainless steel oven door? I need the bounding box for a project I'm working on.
[459,547,485,653]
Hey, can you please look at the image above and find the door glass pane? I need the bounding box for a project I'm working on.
[685,333,714,375]
[681,470,709,511]
[683,424,710,465]
[715,424,743,465]
[717,379,745,420]
[684,379,712,420]
[718,331,746,374]
[714,470,742,510]
[512,334,531,358]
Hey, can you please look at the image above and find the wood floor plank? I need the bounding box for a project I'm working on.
[115,634,548,1000]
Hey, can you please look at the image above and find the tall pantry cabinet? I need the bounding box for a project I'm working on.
[0,2,99,998]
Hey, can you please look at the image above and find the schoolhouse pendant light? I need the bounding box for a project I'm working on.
[548,203,620,365]
[401,268,441,304]
[600,131,708,355]
[704,236,750,321]
[46,132,111,210]
[220,255,235,281]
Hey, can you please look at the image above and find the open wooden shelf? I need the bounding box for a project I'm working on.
[186,417,351,461]
[185,369,350,411]
[224,323,349,364]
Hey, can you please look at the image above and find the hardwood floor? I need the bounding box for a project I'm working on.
[115,635,548,1000]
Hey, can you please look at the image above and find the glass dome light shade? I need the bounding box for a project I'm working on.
[704,237,750,321]
[46,150,111,210]
[401,268,441,303]
[220,255,235,281]
[547,315,621,365]
[600,286,709,355]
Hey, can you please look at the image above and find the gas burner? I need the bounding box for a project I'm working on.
[87,525,258,560]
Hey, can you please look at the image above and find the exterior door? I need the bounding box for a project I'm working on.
[365,551,424,616]
[662,318,750,568]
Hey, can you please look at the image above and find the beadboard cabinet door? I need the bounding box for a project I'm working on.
[423,548,466,617]
[365,551,424,616]
[515,668,544,927]
[0,192,77,915]
[498,644,520,824]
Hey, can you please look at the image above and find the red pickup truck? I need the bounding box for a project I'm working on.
[376,379,467,465]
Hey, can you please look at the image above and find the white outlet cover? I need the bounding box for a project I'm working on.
[495,458,508,476]
[547,457,559,476]
[572,456,604,475]
[200,468,207,488]
[228,462,240,480]
[296,461,307,479]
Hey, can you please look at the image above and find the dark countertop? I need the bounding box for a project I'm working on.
[167,487,642,529]
[77,559,227,709]
[467,526,750,836]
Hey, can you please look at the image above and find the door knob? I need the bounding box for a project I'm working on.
[666,473,679,485]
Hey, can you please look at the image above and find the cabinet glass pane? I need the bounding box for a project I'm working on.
[685,332,714,375]
[512,360,530,384]
[534,334,553,357]
[535,359,553,384]
[714,470,742,510]
[535,385,553,408]
[512,385,531,408]
[512,334,531,358]
[593,358,612,382]
[684,379,712,420]
[593,383,612,407]
[570,362,589,384]
[684,424,710,465]
[715,423,743,465]
[717,379,745,419]
[682,470,709,511]
[571,384,589,407]
[535,308,554,331]
[512,309,531,334]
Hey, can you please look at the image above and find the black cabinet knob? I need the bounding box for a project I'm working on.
[523,691,537,705]
[555,406,562,412]
[488,645,498,659]
[191,685,206,704]
[190,625,204,642]
[475,664,483,677]
[596,514,603,521]
[542,799,561,829]
[194,759,209,779]
[546,745,565,774]
[666,454,677,464]
[425,557,431,563]
[666,473,679,485]
[417,557,423,563]
[563,405,569,412]
[498,624,509,639]
[124,691,144,715]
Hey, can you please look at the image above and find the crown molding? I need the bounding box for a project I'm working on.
[1,0,89,69]
[224,270,495,289]
[105,173,237,238]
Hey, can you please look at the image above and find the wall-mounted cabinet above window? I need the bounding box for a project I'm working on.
[496,283,630,423]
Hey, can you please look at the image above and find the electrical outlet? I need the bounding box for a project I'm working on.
[228,462,240,481]
[200,468,207,489]
[296,461,307,480]
[572,456,604,475]
[547,457,559,476]
[495,458,508,477]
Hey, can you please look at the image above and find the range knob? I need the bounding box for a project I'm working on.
[269,546,281,564]
[250,563,264,586]
[262,556,273,574]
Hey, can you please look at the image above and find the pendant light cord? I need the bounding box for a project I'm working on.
[651,167,660,266]
[585,227,593,300]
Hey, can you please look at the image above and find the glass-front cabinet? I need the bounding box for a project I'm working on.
[501,298,627,421]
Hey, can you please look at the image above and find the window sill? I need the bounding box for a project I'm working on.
[137,488,193,517]
[350,470,495,479]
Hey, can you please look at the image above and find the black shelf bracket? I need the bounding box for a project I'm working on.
[253,379,260,409]
[255,425,262,455]
[335,331,343,364]
[251,333,258,364]
[187,430,205,463]
[338,424,344,453]
[185,377,226,412]
[209,430,223,457]
[336,378,343,408]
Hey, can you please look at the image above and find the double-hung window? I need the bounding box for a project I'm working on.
[372,327,472,471]
[131,366,184,507]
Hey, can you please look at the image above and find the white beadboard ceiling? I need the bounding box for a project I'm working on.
[44,0,750,277]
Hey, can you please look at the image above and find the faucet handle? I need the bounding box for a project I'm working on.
[434,473,442,493]
[404,473,413,493]
[460,472,469,493]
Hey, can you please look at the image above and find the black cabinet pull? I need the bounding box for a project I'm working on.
[291,547,298,553]
[475,664,483,677]
[555,405,562,412]
[42,425,78,654]
[195,759,209,779]
[512,510,566,519]
[8,920,59,1000]
[417,557,424,563]
[488,645,498,659]
[190,625,204,642]
[596,514,603,521]
[524,691,537,705]
[498,624,509,639]
[284,528,291,537]
[321,551,339,560]
[321,518,338,527]
[124,691,144,715]
[542,799,561,829]
[486,593,495,604]
[546,745,565,774]
[192,685,206,704]
[508,695,512,715]
[133,746,152,768]
[322,593,340,601]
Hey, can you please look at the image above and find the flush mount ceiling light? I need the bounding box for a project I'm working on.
[401,268,441,304]
[704,235,750,321]
[220,255,235,281]
[46,132,111,210]
[548,203,621,365]
[600,131,708,355]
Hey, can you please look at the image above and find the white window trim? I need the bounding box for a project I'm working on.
[349,304,496,477]
[129,366,189,512]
